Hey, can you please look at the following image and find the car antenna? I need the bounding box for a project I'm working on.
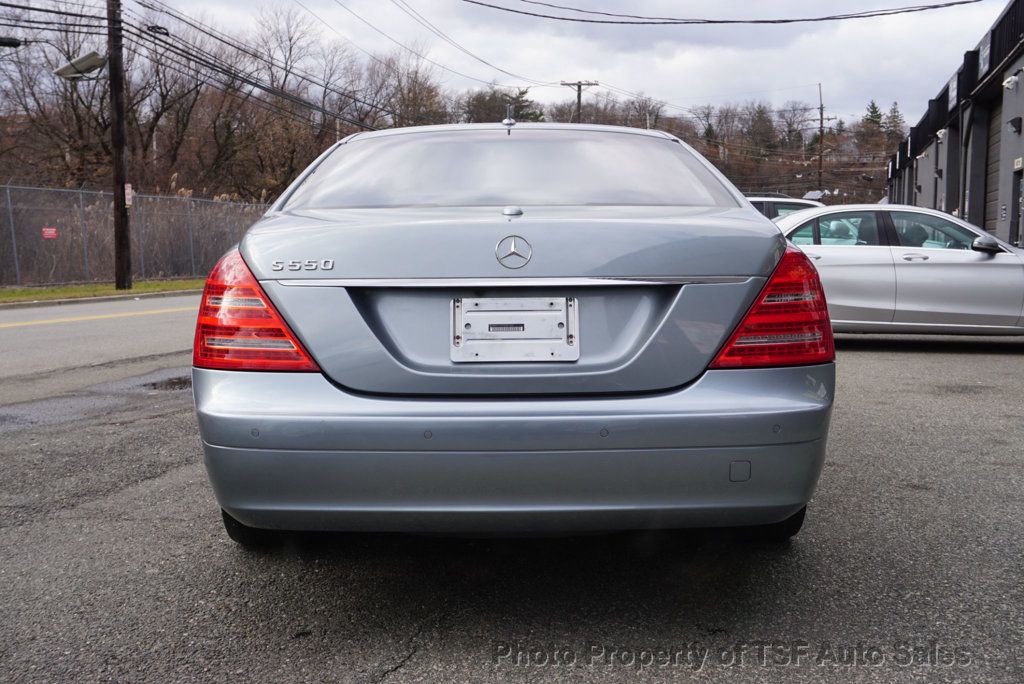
[502,103,516,136]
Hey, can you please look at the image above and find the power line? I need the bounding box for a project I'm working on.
[388,0,557,87]
[123,33,309,125]
[123,31,335,130]
[6,0,106,11]
[329,0,510,86]
[325,0,538,89]
[128,27,374,129]
[0,19,106,37]
[288,0,415,81]
[136,0,405,113]
[0,1,103,20]
[463,0,983,25]
[129,1,408,123]
[125,38,348,131]
[0,14,106,30]
[124,21,377,130]
[6,1,436,129]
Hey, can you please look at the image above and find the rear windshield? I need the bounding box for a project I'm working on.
[283,129,739,209]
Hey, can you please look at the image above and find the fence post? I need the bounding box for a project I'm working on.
[78,189,90,280]
[4,185,20,286]
[136,203,145,279]
[186,199,196,276]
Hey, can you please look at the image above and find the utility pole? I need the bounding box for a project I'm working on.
[817,83,825,192]
[561,80,598,123]
[816,83,837,193]
[106,0,131,289]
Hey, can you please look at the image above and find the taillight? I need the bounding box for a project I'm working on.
[709,244,834,369]
[193,249,320,371]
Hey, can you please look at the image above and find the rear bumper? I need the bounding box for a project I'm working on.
[194,364,834,532]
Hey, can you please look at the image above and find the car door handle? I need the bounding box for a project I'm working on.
[901,254,929,261]
[805,253,822,260]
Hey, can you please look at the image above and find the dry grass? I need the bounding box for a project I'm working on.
[0,279,205,304]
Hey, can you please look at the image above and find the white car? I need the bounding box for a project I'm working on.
[747,196,824,220]
[774,204,1024,334]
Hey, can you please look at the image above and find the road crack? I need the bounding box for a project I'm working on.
[368,605,451,683]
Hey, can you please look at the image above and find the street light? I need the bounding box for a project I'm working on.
[0,37,22,48]
[52,51,108,81]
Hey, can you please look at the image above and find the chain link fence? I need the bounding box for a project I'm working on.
[0,184,268,286]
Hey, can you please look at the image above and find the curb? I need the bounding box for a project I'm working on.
[0,289,203,311]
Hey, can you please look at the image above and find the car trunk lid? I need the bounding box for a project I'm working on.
[244,206,783,396]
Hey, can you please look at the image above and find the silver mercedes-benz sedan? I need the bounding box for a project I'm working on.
[192,123,835,547]
[775,204,1024,334]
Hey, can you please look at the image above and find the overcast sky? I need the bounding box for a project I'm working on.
[178,0,1006,125]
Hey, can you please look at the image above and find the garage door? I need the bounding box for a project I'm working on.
[985,102,1002,233]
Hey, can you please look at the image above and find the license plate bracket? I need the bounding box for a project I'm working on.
[450,296,579,363]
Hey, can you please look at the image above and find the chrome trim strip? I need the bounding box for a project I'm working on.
[271,276,750,288]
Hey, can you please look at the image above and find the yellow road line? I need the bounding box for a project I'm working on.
[0,306,197,329]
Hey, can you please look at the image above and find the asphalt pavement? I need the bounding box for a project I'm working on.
[0,293,199,403]
[0,297,1022,682]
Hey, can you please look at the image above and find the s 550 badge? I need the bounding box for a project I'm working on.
[271,259,335,272]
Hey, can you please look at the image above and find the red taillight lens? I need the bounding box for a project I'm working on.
[193,249,320,371]
[709,244,834,369]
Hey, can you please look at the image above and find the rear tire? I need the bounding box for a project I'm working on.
[221,509,279,549]
[743,506,806,542]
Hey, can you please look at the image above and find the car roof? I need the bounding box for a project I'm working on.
[342,122,677,143]
[771,203,1024,248]
[773,203,956,229]
[746,196,823,204]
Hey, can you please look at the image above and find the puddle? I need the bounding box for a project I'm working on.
[143,376,192,391]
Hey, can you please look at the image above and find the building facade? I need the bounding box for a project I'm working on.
[887,0,1024,246]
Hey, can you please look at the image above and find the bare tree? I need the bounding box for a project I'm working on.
[623,93,664,129]
[775,100,813,153]
[253,5,319,93]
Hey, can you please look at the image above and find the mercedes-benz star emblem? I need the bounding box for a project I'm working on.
[495,235,532,269]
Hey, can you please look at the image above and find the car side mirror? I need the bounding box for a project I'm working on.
[971,235,1002,254]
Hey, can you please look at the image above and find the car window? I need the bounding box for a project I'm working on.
[789,220,816,245]
[775,202,811,217]
[749,200,769,217]
[818,212,882,246]
[890,211,977,250]
[285,129,740,209]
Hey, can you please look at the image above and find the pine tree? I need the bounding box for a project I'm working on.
[462,87,543,123]
[744,103,779,155]
[882,102,907,149]
[862,101,884,127]
[855,101,886,154]
[508,88,544,122]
